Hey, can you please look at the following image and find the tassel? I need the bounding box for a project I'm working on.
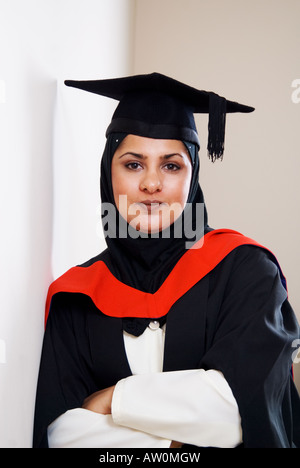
[207,93,227,162]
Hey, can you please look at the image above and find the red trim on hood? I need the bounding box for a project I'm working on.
[45,229,284,324]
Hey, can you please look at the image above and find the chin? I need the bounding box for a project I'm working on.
[133,219,163,235]
[126,207,182,236]
[134,214,178,236]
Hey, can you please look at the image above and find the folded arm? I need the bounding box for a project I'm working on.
[81,368,242,448]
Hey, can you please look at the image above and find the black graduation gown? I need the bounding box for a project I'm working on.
[33,230,300,448]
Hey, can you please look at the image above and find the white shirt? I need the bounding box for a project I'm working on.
[48,322,242,448]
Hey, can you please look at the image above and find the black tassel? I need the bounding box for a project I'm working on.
[207,93,227,162]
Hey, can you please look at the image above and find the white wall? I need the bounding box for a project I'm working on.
[133,0,300,389]
[0,0,135,447]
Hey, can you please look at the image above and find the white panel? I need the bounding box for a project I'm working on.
[0,0,135,448]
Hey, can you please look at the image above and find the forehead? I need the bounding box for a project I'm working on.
[114,134,189,156]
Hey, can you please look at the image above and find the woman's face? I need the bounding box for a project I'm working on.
[111,134,192,233]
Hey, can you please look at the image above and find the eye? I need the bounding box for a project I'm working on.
[125,161,142,171]
[163,163,181,171]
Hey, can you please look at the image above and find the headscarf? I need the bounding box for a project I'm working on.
[100,132,211,297]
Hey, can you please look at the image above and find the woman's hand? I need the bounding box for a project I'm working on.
[82,385,116,415]
[170,441,183,448]
[83,385,184,447]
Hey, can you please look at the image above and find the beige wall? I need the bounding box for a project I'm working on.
[133,0,300,388]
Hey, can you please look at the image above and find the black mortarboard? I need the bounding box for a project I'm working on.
[65,72,254,161]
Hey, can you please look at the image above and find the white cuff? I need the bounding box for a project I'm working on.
[111,369,242,448]
[48,408,171,448]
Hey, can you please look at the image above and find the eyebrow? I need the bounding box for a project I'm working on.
[118,152,184,160]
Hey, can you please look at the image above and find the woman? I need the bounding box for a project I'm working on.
[33,73,300,448]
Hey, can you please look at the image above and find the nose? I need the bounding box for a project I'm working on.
[139,169,162,193]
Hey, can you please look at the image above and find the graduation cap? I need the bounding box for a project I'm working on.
[65,72,254,162]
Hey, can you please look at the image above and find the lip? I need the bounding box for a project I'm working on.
[135,200,166,213]
[139,199,164,205]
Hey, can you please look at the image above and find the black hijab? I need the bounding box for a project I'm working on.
[100,132,211,297]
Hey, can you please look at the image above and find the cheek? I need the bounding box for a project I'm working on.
[111,166,122,210]
[111,165,137,214]
[165,172,192,205]
[112,166,125,202]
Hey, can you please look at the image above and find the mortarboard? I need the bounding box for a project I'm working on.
[65,72,254,161]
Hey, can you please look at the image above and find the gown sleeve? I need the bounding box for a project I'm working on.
[112,368,242,447]
[111,246,299,448]
[32,293,99,448]
[199,246,300,447]
[47,409,171,448]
